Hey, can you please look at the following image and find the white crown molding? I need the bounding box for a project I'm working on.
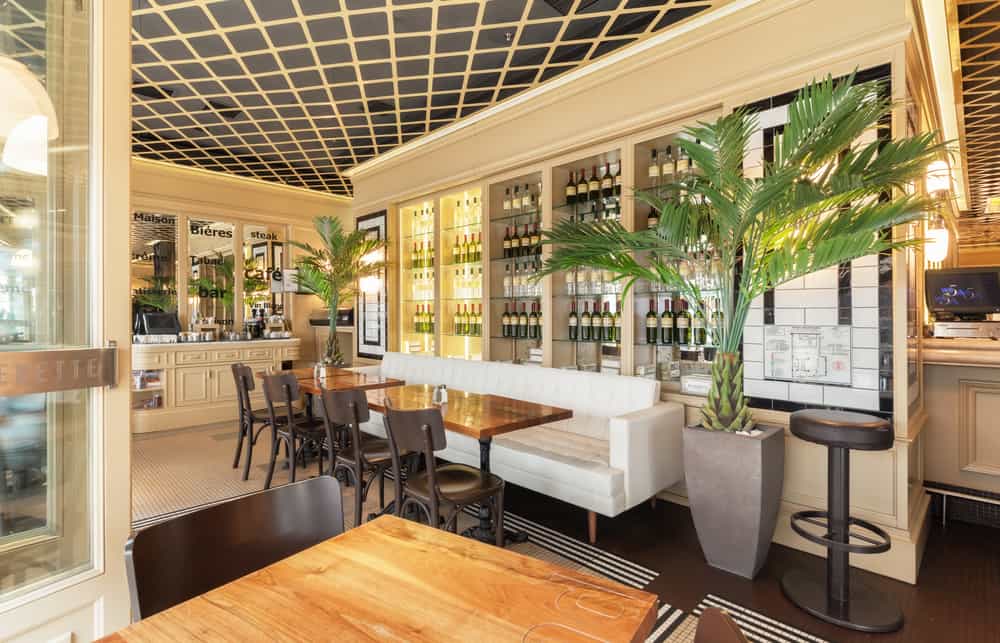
[131,156,353,204]
[344,0,775,180]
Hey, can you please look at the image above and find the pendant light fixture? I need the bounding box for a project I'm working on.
[0,57,60,176]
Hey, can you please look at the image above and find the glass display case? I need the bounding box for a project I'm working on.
[487,172,543,364]
[440,187,483,360]
[399,198,437,356]
[551,149,623,373]
[631,131,720,385]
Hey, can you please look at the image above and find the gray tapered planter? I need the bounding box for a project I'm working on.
[683,424,785,579]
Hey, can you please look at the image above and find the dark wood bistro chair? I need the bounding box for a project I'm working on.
[262,373,327,489]
[320,388,393,527]
[383,403,505,546]
[125,476,345,621]
[231,364,272,481]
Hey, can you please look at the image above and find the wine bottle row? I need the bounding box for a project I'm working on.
[643,297,721,347]
[451,233,483,264]
[450,264,482,300]
[410,241,435,269]
[413,304,435,334]
[501,182,542,215]
[450,197,482,228]
[501,303,542,340]
[564,267,624,297]
[564,163,621,204]
[410,269,434,300]
[502,260,543,298]
[567,301,622,343]
[501,223,542,259]
[452,304,483,337]
[646,144,694,229]
[410,205,435,236]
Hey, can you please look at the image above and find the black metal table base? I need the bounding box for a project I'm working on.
[781,569,903,633]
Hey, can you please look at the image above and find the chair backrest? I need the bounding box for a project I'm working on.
[694,607,749,643]
[125,476,344,621]
[383,404,447,455]
[262,372,300,425]
[231,363,254,417]
[320,388,370,426]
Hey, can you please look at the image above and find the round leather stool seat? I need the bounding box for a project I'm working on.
[789,409,892,451]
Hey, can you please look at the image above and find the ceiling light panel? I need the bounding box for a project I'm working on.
[130,0,725,195]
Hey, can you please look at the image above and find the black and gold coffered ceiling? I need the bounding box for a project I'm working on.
[957,0,1000,217]
[131,0,726,195]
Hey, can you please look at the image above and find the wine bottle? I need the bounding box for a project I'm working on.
[693,301,706,346]
[474,305,482,337]
[529,224,540,254]
[577,169,588,204]
[502,303,511,338]
[613,301,622,343]
[503,263,512,298]
[601,302,613,343]
[566,171,577,205]
[512,185,521,213]
[411,242,419,268]
[522,183,532,210]
[528,303,539,339]
[711,298,724,346]
[475,233,482,263]
[647,206,659,229]
[568,301,579,341]
[503,226,511,258]
[580,302,591,341]
[661,145,675,181]
[676,298,691,345]
[648,149,660,181]
[518,303,529,339]
[676,146,690,175]
[660,298,674,345]
[588,165,600,202]
[413,305,421,333]
[454,305,463,336]
[601,163,613,199]
[536,303,543,340]
[646,299,658,344]
[613,162,622,197]
[521,224,530,258]
[503,188,511,213]
[510,225,521,258]
[453,235,461,264]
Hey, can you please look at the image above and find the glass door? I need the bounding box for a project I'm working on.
[1,0,131,635]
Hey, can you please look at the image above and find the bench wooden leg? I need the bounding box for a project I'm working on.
[587,511,597,544]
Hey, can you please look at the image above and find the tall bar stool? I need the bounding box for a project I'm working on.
[781,409,903,633]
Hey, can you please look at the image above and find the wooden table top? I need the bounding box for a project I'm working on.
[366,384,573,440]
[257,367,405,394]
[100,515,657,643]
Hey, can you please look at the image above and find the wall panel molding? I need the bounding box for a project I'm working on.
[959,379,1000,477]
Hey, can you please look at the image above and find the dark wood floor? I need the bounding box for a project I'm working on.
[504,485,1000,642]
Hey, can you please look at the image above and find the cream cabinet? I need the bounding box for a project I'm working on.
[131,338,301,433]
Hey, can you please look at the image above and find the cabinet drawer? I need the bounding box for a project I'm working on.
[241,347,274,361]
[176,350,210,365]
[211,348,241,362]
[281,346,301,360]
[133,351,170,369]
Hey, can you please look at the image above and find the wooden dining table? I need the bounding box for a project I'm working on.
[257,366,405,395]
[367,384,572,544]
[99,515,658,642]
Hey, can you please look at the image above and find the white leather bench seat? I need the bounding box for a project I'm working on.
[351,353,684,520]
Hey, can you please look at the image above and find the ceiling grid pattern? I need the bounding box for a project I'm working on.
[129,0,726,195]
[957,0,1000,216]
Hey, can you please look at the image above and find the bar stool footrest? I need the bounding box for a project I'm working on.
[790,510,891,554]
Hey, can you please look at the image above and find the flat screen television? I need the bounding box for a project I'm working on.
[925,268,1000,317]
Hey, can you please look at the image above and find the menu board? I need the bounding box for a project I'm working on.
[763,325,851,385]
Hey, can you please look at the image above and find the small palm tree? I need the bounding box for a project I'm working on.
[290,216,385,366]
[541,73,947,431]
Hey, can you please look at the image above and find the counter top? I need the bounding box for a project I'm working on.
[923,337,1000,368]
[132,337,300,350]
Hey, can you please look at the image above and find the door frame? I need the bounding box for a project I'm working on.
[0,0,133,638]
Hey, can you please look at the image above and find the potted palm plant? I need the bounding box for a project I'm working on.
[540,74,945,578]
[289,216,385,366]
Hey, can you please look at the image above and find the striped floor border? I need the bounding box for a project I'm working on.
[692,594,830,643]
[646,602,689,642]
[459,504,658,589]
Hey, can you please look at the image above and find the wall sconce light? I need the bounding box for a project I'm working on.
[925,225,949,263]
[925,159,951,194]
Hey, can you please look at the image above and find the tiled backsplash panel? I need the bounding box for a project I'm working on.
[738,64,893,416]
